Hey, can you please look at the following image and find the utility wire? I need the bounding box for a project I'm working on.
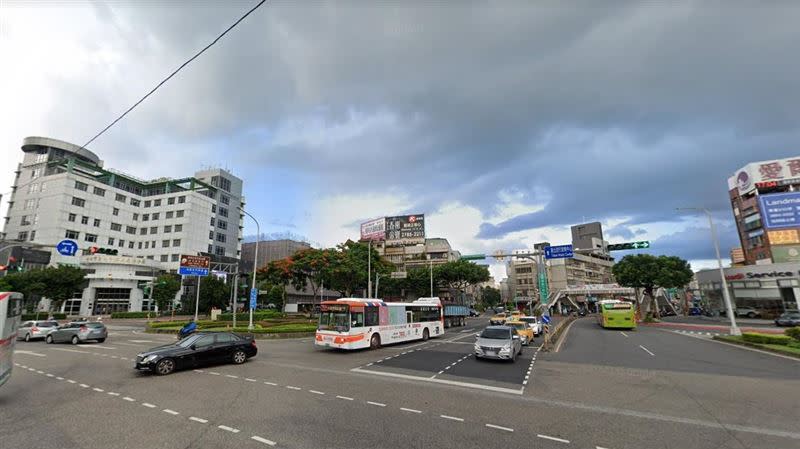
[81,0,268,149]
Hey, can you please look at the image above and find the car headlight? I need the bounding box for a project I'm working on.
[474,344,482,352]
[500,344,511,352]
[142,354,159,363]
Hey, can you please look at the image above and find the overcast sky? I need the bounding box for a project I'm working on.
[2,1,798,281]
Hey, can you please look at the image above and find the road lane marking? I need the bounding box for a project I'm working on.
[620,332,629,338]
[14,350,46,357]
[367,401,386,407]
[286,386,302,391]
[36,370,44,374]
[208,371,220,375]
[264,381,278,386]
[129,340,154,343]
[107,392,120,396]
[486,424,514,432]
[189,417,208,423]
[309,390,325,395]
[163,409,180,415]
[336,395,354,401]
[218,425,240,433]
[251,436,277,446]
[193,370,204,373]
[352,367,524,395]
[123,397,135,402]
[440,415,464,422]
[142,403,157,408]
[225,374,239,379]
[538,434,570,444]
[92,345,118,350]
[79,383,89,388]
[46,373,54,377]
[245,378,257,382]
[597,446,611,449]
[639,345,655,356]
[56,377,64,380]
[92,388,104,392]
[400,407,422,414]
[50,348,91,354]
[67,379,76,384]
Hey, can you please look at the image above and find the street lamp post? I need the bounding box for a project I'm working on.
[677,207,741,336]
[240,208,259,331]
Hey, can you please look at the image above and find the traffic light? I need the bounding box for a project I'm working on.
[90,246,119,255]
[607,241,651,251]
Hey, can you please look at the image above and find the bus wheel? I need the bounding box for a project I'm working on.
[422,329,430,341]
[370,334,381,349]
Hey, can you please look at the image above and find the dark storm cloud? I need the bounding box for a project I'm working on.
[36,1,800,257]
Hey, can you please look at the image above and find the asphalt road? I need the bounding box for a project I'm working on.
[2,318,799,449]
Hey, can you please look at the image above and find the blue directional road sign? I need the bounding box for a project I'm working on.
[541,315,551,324]
[56,239,79,256]
[544,244,574,259]
[250,288,258,309]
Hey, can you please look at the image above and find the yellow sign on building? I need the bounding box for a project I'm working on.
[768,229,800,245]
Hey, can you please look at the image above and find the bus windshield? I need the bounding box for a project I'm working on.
[603,302,632,310]
[319,305,350,332]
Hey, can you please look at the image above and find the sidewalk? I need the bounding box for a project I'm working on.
[643,321,785,334]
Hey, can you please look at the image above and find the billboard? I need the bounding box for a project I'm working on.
[758,191,800,229]
[385,214,425,246]
[179,254,210,276]
[360,218,386,241]
[772,245,800,264]
[729,157,800,195]
[767,229,800,245]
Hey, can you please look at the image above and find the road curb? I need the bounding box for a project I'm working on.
[542,316,577,352]
[711,336,800,360]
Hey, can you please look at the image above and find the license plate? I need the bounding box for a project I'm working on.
[324,337,333,342]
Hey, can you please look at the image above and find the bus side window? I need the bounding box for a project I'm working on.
[351,311,365,328]
[365,306,379,327]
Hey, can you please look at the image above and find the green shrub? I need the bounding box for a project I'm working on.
[784,326,800,341]
[21,312,67,320]
[110,311,159,319]
[742,332,793,345]
[217,311,285,321]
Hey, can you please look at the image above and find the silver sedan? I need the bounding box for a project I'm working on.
[46,322,108,344]
[474,325,523,362]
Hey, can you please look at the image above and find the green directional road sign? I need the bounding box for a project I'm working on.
[607,241,651,251]
[460,254,486,261]
[538,272,549,304]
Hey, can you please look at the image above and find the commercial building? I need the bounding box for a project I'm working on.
[547,252,616,292]
[696,262,800,317]
[730,247,746,266]
[728,156,800,265]
[1,136,244,313]
[240,239,311,273]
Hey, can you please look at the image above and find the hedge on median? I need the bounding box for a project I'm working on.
[741,332,794,345]
[217,311,285,321]
[784,326,800,341]
[21,312,67,320]
[110,311,161,319]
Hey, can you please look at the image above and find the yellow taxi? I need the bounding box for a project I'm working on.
[506,320,534,345]
[509,310,522,321]
[489,312,508,325]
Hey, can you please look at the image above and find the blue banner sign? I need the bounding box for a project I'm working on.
[759,192,800,229]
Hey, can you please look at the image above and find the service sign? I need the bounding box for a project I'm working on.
[385,214,425,245]
[360,217,386,241]
[179,254,210,276]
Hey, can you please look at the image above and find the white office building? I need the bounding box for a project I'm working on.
[1,137,244,314]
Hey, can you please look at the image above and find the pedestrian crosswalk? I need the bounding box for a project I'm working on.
[672,329,723,338]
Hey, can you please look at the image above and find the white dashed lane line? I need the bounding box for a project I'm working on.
[264,381,278,386]
[107,392,120,396]
[538,434,570,444]
[189,417,209,424]
[639,345,655,357]
[336,395,354,401]
[122,397,136,402]
[309,390,325,395]
[286,386,302,391]
[440,415,464,422]
[163,409,180,415]
[218,425,240,434]
[486,423,514,432]
[142,403,157,408]
[367,401,386,407]
[251,436,277,446]
[79,383,90,388]
[92,387,104,392]
[400,407,422,414]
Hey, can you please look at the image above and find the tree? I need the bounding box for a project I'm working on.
[197,275,230,313]
[290,248,337,303]
[612,254,693,319]
[259,258,295,308]
[36,265,87,312]
[328,240,392,297]
[481,286,501,310]
[151,274,182,313]
[435,260,490,292]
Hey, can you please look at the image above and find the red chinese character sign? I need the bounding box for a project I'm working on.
[759,162,784,180]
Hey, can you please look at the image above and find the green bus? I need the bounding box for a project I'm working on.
[597,300,636,329]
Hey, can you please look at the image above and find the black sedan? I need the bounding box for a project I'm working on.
[775,311,800,327]
[135,332,257,375]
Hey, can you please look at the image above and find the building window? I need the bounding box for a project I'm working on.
[93,218,101,227]
[74,181,88,191]
[17,231,28,241]
[212,205,216,213]
[95,288,131,300]
[162,240,170,248]
[27,183,39,194]
[216,233,226,243]
[146,255,154,260]
[210,217,215,226]
[24,198,37,210]
[133,213,139,221]
[142,214,149,221]
[152,213,160,220]
[217,220,227,230]
[85,233,98,243]
[68,213,76,222]
[138,242,143,249]
[126,226,136,235]
[174,224,183,232]
[219,207,228,218]
[167,197,175,205]
[140,227,147,235]
[72,197,86,207]
[209,231,214,239]
[111,223,122,231]
[176,210,184,218]
[160,255,169,262]
[31,168,41,179]
[208,244,213,253]
[150,226,157,234]
[65,230,79,239]
[214,246,225,256]
[144,241,149,249]
[779,279,799,287]
[164,225,172,233]
[81,216,89,225]
[113,207,119,216]
[166,211,174,219]
[144,200,151,208]
[20,215,30,226]
[29,230,36,241]
[171,254,179,262]
[151,240,156,248]
[154,199,162,207]
[119,239,125,248]
[220,195,230,205]
[108,237,115,245]
[173,239,181,247]
[93,186,106,196]
[178,196,186,204]
[211,175,231,192]
[130,198,140,207]
[128,241,135,249]
[115,193,126,202]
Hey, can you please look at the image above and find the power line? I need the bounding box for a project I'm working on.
[81,0,268,149]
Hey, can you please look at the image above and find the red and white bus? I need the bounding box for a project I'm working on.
[0,292,23,388]
[315,297,444,350]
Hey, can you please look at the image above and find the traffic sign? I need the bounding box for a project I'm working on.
[541,315,551,324]
[250,288,258,310]
[460,254,486,261]
[56,239,78,256]
[544,244,573,259]
[179,254,210,276]
[607,241,651,251]
[390,271,407,279]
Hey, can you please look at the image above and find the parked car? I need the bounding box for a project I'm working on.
[17,320,60,342]
[774,311,800,327]
[506,321,533,345]
[469,308,480,317]
[518,316,543,336]
[474,325,523,362]
[489,312,508,325]
[46,322,107,344]
[736,307,762,318]
[135,332,257,375]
